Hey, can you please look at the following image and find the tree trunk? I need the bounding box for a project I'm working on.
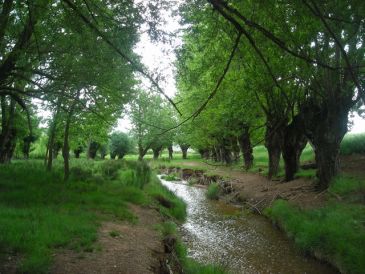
[211,148,218,162]
[88,141,99,159]
[231,137,240,162]
[265,121,285,179]
[238,126,254,170]
[168,145,173,160]
[282,115,307,181]
[221,138,232,164]
[138,142,148,160]
[0,98,16,163]
[180,144,189,159]
[46,104,61,170]
[62,99,77,181]
[152,146,162,160]
[301,100,349,189]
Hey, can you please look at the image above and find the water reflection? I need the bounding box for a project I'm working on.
[159,176,336,274]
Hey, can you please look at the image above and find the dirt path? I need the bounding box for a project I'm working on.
[51,205,165,274]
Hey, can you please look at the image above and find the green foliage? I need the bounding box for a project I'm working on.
[340,133,365,155]
[206,183,220,200]
[109,132,133,159]
[266,193,365,274]
[161,173,180,181]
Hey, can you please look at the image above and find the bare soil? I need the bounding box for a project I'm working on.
[51,204,165,274]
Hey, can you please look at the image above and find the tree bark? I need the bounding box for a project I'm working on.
[221,138,232,164]
[301,99,349,189]
[88,141,100,159]
[0,98,16,163]
[168,145,173,160]
[265,121,285,179]
[238,125,254,170]
[138,142,148,160]
[282,115,307,181]
[231,137,240,162]
[152,146,162,160]
[180,144,189,159]
[62,97,78,181]
[46,104,61,171]
[211,148,218,162]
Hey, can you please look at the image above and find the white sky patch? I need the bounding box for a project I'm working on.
[350,112,365,134]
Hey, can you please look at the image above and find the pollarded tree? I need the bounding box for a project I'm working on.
[109,132,132,160]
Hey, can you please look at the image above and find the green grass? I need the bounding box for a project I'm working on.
[146,175,187,222]
[0,160,156,273]
[265,176,365,274]
[340,133,365,155]
[161,173,180,181]
[206,183,220,200]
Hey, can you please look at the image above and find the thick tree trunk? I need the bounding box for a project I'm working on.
[74,147,82,158]
[110,153,117,160]
[238,126,254,170]
[88,141,99,159]
[282,115,307,181]
[168,145,173,160]
[180,144,189,159]
[265,121,285,179]
[152,146,162,160]
[22,135,35,159]
[301,100,349,189]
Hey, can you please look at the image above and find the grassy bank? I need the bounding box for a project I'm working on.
[265,176,365,274]
[0,159,191,273]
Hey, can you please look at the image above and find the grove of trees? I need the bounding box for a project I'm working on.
[0,0,364,191]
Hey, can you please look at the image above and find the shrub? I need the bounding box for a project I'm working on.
[206,183,220,200]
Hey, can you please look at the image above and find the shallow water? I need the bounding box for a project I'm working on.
[159,176,337,274]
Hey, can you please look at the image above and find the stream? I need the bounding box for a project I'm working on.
[159,176,337,274]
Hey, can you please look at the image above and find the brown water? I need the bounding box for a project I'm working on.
[159,176,337,274]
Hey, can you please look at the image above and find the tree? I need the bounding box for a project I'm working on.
[109,132,132,159]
